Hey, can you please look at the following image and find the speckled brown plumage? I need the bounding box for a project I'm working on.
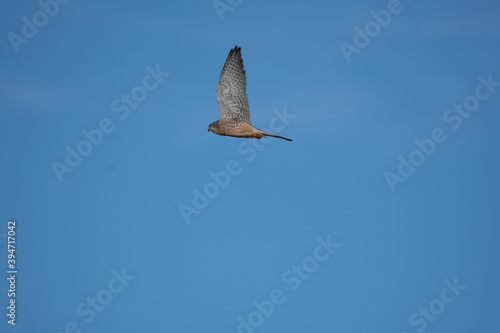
[208,46,292,142]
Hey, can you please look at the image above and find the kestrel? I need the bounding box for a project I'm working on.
[208,46,293,141]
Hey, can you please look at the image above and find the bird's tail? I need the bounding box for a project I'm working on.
[267,133,293,141]
[257,130,293,141]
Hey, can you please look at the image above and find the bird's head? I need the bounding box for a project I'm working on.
[208,120,219,133]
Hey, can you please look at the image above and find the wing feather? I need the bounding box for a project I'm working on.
[217,46,251,124]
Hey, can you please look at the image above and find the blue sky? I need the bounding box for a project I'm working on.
[1,0,500,332]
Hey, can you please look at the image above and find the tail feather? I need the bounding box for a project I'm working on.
[268,133,293,141]
[261,131,293,141]
[252,126,293,141]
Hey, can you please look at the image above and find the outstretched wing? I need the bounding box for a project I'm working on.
[217,46,251,124]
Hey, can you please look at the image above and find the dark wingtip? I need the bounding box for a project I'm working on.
[227,45,241,58]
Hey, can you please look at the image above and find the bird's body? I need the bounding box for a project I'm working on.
[208,46,292,142]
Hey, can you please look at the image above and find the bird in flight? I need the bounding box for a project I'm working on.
[208,46,292,141]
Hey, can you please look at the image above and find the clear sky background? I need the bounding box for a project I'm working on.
[1,0,500,332]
